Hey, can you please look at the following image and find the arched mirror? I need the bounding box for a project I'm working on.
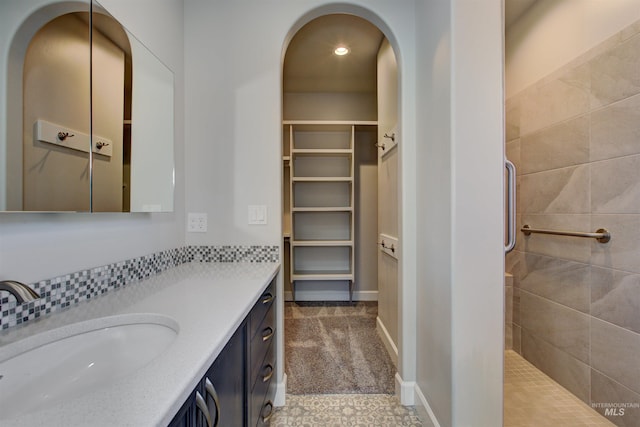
[0,0,174,212]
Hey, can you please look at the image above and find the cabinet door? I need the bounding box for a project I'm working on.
[168,389,197,427]
[205,322,246,427]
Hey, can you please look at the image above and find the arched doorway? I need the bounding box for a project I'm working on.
[279,6,411,405]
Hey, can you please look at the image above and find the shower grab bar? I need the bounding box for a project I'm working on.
[505,159,516,253]
[521,224,611,243]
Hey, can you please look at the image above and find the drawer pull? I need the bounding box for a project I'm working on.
[262,327,274,342]
[195,391,212,427]
[205,378,220,427]
[262,364,274,383]
[262,293,274,304]
[261,400,274,423]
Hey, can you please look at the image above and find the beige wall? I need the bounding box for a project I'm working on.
[506,16,640,425]
[283,92,376,121]
[22,14,92,211]
[22,14,124,212]
[506,0,640,98]
[355,128,378,299]
[376,38,399,360]
[92,25,125,212]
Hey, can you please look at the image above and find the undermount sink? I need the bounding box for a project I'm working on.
[0,313,179,419]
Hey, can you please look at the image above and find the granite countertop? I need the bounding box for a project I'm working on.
[0,262,280,426]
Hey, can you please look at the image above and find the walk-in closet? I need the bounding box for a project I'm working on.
[279,12,402,402]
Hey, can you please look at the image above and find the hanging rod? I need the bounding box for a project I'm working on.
[521,224,611,243]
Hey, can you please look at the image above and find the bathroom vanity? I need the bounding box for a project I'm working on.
[170,278,277,427]
[0,262,280,426]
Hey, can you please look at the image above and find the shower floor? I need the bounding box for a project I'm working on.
[504,350,615,426]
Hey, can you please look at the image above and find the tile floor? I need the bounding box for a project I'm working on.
[273,352,618,426]
[504,350,615,427]
[271,394,425,427]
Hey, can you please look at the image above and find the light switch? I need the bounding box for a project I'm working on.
[248,205,267,225]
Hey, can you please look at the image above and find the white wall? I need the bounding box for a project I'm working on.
[415,1,452,423]
[0,1,507,424]
[0,0,184,282]
[185,2,505,424]
[183,0,416,247]
[183,0,418,409]
[415,0,504,426]
[506,0,640,97]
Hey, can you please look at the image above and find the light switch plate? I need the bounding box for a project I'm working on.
[187,212,207,232]
[248,205,267,225]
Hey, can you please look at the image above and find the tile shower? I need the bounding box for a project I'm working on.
[505,20,640,426]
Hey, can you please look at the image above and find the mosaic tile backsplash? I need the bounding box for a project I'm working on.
[0,245,278,330]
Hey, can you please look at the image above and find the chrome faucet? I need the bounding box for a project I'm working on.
[0,280,40,303]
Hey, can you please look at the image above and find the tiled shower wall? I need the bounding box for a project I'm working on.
[506,20,640,425]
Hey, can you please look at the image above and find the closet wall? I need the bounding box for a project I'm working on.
[376,38,399,363]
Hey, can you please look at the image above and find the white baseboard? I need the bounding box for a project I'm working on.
[274,373,287,407]
[376,316,398,367]
[395,374,442,427]
[414,382,442,427]
[284,290,378,301]
[395,372,415,406]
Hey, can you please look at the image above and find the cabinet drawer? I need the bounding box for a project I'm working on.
[249,279,275,339]
[249,369,275,427]
[251,336,275,394]
[250,302,275,388]
[255,395,275,427]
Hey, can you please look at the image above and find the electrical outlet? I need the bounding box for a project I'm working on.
[187,212,207,232]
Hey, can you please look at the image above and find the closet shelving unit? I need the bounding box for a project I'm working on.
[283,120,376,301]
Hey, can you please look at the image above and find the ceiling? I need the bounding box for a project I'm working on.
[283,14,384,94]
[283,3,536,94]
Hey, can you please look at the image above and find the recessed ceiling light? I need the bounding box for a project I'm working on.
[334,46,349,56]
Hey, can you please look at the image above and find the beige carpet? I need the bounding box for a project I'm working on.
[285,301,396,395]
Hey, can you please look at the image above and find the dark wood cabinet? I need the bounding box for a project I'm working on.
[169,278,276,427]
[248,280,276,427]
[168,324,245,427]
[168,389,197,427]
[206,323,246,427]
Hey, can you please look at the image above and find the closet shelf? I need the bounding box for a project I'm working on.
[291,149,352,156]
[283,120,377,126]
[292,271,354,281]
[292,207,352,212]
[292,177,352,182]
[291,240,353,247]
[285,121,360,302]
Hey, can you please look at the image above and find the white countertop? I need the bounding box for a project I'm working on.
[0,262,280,426]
